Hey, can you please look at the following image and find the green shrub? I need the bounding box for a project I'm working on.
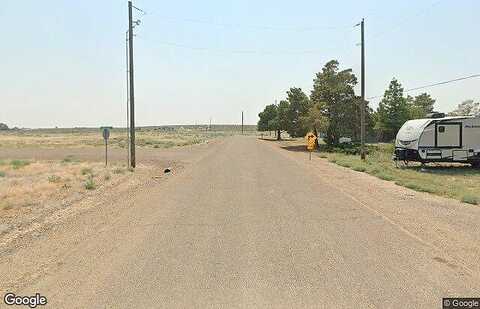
[164,141,176,148]
[113,168,125,174]
[461,194,479,205]
[11,160,30,169]
[376,172,394,181]
[48,175,61,183]
[338,161,351,168]
[352,165,366,172]
[0,171,5,177]
[104,174,111,181]
[84,176,96,190]
[62,155,76,163]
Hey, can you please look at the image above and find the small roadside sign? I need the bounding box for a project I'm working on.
[100,127,113,166]
[102,128,110,140]
[306,132,317,160]
[101,127,112,141]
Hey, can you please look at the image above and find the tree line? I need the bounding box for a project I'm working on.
[258,59,478,144]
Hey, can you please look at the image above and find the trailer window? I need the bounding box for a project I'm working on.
[438,126,445,133]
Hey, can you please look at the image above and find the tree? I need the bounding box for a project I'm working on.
[0,123,8,131]
[257,101,290,140]
[448,99,480,116]
[375,78,410,141]
[299,102,329,144]
[276,100,290,140]
[285,87,310,137]
[407,93,436,119]
[257,104,278,132]
[310,60,358,144]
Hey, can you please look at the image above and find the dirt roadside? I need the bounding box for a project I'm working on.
[264,138,480,277]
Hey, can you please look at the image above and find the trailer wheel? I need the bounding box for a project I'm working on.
[471,161,480,169]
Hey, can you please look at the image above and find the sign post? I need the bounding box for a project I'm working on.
[101,127,112,167]
[306,132,317,161]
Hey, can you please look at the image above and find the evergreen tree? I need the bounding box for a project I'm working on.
[286,87,310,137]
[375,78,410,141]
[310,60,358,144]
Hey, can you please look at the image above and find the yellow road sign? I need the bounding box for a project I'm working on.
[306,132,317,151]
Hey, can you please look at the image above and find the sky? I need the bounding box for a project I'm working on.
[1,0,479,128]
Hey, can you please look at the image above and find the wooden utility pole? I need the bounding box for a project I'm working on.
[128,1,136,168]
[241,111,244,135]
[360,18,366,160]
[125,30,130,167]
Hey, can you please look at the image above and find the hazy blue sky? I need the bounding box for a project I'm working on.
[1,0,479,128]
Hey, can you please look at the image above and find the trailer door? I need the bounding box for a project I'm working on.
[436,123,462,148]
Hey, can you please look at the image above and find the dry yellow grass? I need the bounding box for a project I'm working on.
[0,127,231,149]
[0,159,131,212]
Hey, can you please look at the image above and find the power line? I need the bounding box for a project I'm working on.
[155,41,341,55]
[367,74,480,100]
[145,13,350,32]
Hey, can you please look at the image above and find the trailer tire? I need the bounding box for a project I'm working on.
[470,161,480,169]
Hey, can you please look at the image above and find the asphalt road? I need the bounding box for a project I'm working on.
[3,136,480,308]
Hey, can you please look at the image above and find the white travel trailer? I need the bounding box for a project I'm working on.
[393,114,480,167]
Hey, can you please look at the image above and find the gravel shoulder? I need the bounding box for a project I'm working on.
[268,138,480,276]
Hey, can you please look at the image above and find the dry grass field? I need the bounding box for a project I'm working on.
[0,158,131,211]
[0,126,238,241]
[0,126,239,149]
[0,126,256,224]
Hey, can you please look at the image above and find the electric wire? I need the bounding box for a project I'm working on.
[367,74,480,100]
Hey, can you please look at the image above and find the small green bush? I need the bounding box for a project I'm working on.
[461,194,479,205]
[48,175,61,183]
[338,161,351,168]
[352,165,366,172]
[376,172,394,181]
[11,160,30,169]
[84,176,96,190]
[62,155,77,163]
[0,171,5,177]
[104,174,111,181]
[113,168,125,174]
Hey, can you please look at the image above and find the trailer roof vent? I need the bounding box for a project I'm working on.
[426,112,445,119]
